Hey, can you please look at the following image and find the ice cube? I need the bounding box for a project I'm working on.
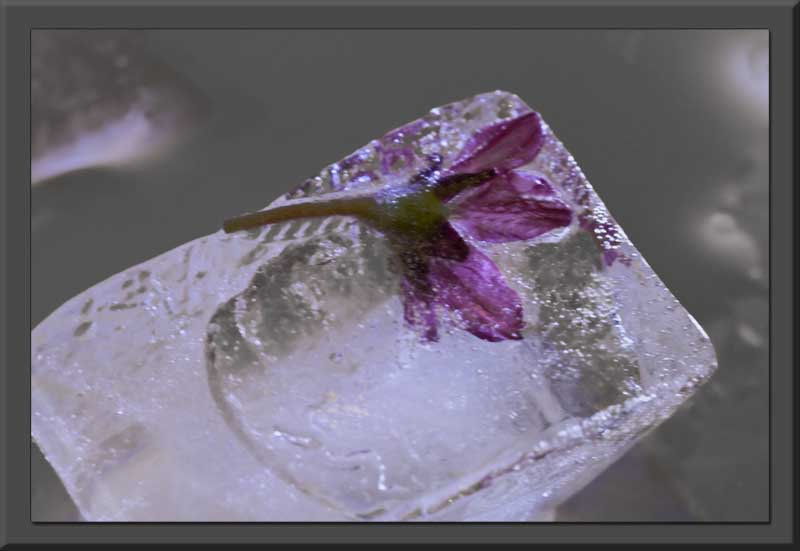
[32,90,717,521]
[31,30,208,185]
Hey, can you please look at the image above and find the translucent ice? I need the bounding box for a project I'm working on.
[31,91,717,521]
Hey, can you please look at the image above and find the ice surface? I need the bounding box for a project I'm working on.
[31,91,717,521]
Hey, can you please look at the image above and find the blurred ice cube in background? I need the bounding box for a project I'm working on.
[31,30,209,185]
[31,29,769,522]
[558,29,768,521]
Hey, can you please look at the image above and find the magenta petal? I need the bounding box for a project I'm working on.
[427,220,471,261]
[398,222,468,340]
[427,245,524,342]
[450,171,573,243]
[448,112,544,175]
[401,278,439,342]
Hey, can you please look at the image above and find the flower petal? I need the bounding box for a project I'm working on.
[448,112,544,176]
[401,278,439,342]
[426,220,471,261]
[427,245,525,342]
[450,171,572,243]
[578,213,631,267]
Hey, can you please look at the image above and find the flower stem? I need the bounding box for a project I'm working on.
[223,196,378,233]
[432,169,497,201]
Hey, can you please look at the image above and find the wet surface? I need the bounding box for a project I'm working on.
[32,30,768,522]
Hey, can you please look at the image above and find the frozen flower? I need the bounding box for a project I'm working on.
[224,112,572,342]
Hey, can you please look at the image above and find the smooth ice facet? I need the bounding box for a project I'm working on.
[31,91,717,521]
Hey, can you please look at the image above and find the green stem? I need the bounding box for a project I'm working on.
[223,196,378,233]
[432,169,497,201]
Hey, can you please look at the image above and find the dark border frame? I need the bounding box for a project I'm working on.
[2,0,796,546]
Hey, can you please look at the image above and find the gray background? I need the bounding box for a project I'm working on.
[31,29,769,522]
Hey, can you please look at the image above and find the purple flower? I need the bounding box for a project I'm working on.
[390,113,573,342]
[223,112,573,343]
